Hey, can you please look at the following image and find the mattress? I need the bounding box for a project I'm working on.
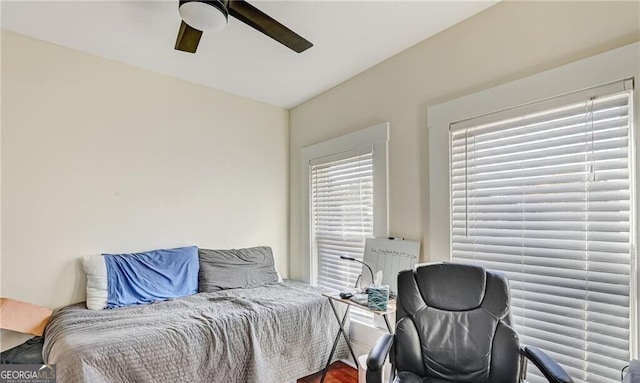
[43,281,348,383]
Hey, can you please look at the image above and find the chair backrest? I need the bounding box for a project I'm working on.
[394,263,520,383]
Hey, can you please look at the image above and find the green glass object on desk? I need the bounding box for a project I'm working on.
[367,285,389,311]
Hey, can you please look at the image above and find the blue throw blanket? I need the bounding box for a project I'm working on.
[104,246,199,308]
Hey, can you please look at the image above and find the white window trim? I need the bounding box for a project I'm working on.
[300,122,390,285]
[427,41,640,360]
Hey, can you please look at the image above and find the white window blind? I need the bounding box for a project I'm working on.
[450,81,634,383]
[311,147,374,324]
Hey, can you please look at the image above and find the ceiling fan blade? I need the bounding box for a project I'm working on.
[175,21,203,53]
[227,0,312,53]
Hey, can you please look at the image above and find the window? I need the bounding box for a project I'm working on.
[301,123,389,324]
[311,147,374,292]
[450,80,634,383]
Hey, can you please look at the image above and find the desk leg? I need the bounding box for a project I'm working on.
[320,302,351,383]
[320,299,360,383]
[383,314,392,334]
[328,299,359,367]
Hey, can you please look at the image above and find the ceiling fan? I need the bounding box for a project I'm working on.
[175,0,313,54]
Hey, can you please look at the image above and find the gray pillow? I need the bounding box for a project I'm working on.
[198,246,279,292]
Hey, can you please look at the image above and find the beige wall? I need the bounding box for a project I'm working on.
[289,1,640,280]
[1,31,288,349]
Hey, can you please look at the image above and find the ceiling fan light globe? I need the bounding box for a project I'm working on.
[179,1,228,32]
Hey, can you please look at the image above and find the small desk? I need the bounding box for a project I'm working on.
[320,293,396,383]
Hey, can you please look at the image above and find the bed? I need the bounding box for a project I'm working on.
[43,280,348,383]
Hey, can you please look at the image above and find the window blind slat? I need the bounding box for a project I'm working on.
[453,179,629,198]
[452,228,629,243]
[452,148,629,177]
[452,190,630,205]
[452,137,628,166]
[450,86,632,383]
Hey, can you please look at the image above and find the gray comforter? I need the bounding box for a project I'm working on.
[43,281,347,383]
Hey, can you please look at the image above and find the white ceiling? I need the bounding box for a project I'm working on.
[1,1,495,108]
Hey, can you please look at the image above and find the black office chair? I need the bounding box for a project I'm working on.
[367,263,574,383]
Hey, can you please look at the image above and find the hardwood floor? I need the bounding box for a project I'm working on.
[298,361,358,383]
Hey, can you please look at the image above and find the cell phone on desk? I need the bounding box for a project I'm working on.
[349,293,368,306]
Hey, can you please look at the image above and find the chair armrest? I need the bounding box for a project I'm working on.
[366,333,394,383]
[522,346,573,383]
